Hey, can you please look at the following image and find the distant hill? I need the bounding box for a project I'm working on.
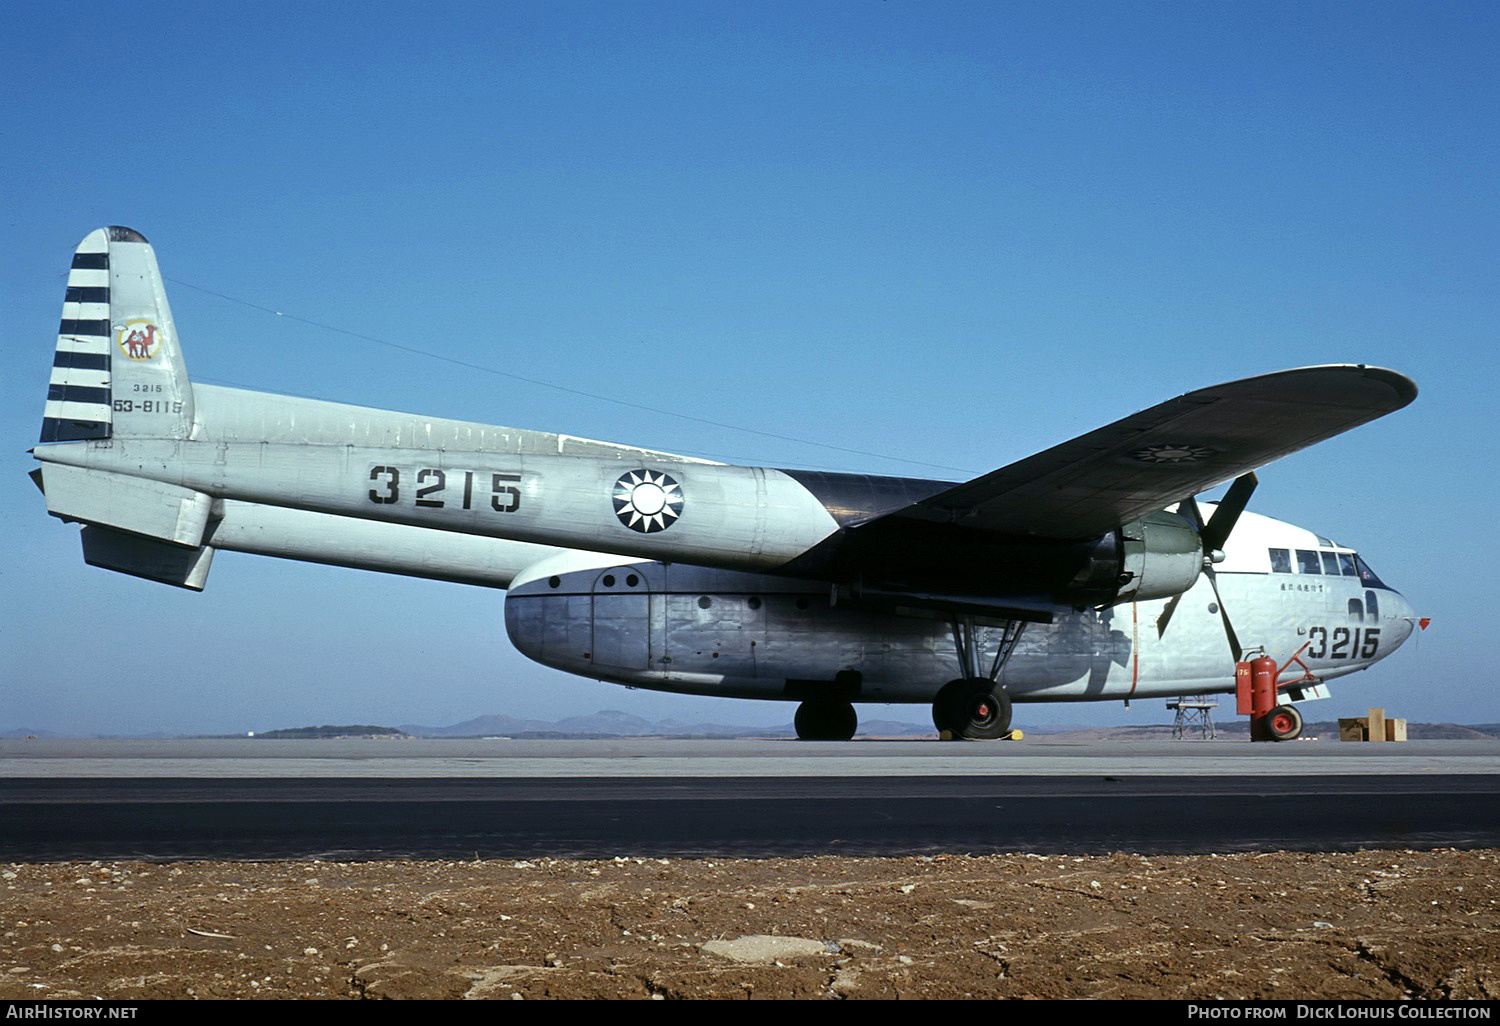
[401,710,796,739]
[399,710,936,739]
[255,725,407,739]
[1404,722,1500,740]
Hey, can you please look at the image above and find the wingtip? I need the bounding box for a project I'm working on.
[1355,365,1419,408]
[1202,364,1419,415]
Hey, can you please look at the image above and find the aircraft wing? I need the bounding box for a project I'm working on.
[860,365,1416,540]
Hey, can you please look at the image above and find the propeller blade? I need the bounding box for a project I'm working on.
[1156,591,1184,639]
[1204,566,1244,662]
[1161,477,1254,658]
[1176,494,1205,531]
[1200,472,1258,554]
[1158,496,1205,639]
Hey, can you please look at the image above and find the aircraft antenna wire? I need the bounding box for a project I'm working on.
[167,277,977,475]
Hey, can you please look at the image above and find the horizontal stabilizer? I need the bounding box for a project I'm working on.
[41,463,213,548]
[81,525,215,591]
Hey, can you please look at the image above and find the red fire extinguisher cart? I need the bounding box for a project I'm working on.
[1236,653,1303,741]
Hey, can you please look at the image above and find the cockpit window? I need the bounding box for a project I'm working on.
[1272,546,1368,578]
[1356,556,1387,589]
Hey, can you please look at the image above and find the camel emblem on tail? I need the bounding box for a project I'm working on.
[118,321,160,361]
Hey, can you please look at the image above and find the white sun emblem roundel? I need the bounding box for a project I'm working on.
[1131,443,1217,465]
[612,470,684,533]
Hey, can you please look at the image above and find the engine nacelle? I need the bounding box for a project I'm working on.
[1113,510,1203,603]
[832,510,1206,616]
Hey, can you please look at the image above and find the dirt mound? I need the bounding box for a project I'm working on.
[4,850,1498,1000]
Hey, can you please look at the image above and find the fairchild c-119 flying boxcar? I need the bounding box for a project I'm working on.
[33,227,1419,739]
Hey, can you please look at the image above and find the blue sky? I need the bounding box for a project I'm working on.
[4,2,1496,735]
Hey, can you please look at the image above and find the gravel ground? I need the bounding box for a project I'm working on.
[3,850,1498,1000]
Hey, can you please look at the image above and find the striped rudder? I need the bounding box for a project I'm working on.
[39,226,194,444]
[42,229,114,441]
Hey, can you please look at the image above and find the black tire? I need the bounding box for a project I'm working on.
[794,700,858,741]
[933,678,1013,740]
[1263,704,1303,741]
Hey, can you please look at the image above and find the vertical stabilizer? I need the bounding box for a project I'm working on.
[40,226,194,443]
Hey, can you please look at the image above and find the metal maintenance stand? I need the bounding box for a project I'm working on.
[1168,696,1218,740]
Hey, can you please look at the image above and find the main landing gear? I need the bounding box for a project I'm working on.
[933,677,1013,740]
[932,617,1027,740]
[791,617,1028,742]
[794,699,858,741]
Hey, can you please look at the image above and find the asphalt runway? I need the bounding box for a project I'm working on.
[4,738,1499,859]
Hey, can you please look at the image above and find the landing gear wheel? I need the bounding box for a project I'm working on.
[933,678,1013,740]
[1263,704,1303,741]
[794,700,858,741]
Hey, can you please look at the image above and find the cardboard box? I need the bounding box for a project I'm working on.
[1339,718,1368,742]
[1336,713,1407,742]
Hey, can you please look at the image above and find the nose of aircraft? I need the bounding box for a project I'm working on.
[1382,587,1417,653]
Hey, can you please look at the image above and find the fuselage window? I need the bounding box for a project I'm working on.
[1339,553,1358,577]
[1365,590,1379,619]
[1269,548,1292,573]
[1348,598,1365,622]
[1296,549,1322,575]
[1321,551,1342,576]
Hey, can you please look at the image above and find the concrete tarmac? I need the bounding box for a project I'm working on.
[4,736,1499,778]
[3,739,1498,859]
